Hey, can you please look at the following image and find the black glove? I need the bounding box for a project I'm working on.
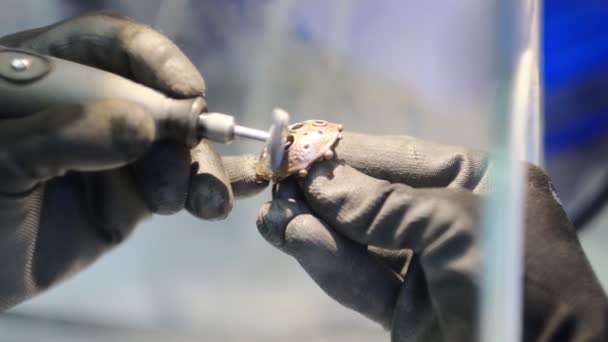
[257,132,608,341]
[0,12,266,310]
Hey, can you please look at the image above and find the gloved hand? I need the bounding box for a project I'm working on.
[0,12,266,309]
[257,132,608,341]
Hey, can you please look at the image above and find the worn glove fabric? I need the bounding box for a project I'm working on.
[257,132,608,341]
[0,12,266,310]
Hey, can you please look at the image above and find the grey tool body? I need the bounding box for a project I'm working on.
[0,48,203,144]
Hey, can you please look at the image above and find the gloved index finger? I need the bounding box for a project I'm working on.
[336,132,489,193]
[1,11,205,99]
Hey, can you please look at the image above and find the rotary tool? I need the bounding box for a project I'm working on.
[0,48,288,169]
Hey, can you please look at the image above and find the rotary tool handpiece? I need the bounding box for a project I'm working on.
[0,48,271,147]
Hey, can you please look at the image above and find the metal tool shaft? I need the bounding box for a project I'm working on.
[233,125,270,142]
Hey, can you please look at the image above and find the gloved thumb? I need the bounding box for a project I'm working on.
[0,99,155,194]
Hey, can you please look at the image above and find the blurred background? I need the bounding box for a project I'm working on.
[0,0,607,341]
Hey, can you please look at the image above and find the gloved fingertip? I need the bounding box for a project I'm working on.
[186,141,234,220]
[186,171,233,220]
[222,155,269,198]
[283,214,337,256]
[256,202,282,249]
[256,199,309,251]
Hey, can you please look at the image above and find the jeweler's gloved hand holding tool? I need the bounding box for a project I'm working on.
[257,132,608,342]
[0,12,267,309]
